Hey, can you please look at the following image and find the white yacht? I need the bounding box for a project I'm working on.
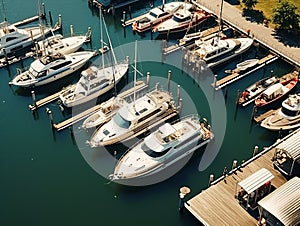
[89,87,178,147]
[132,1,185,33]
[260,92,300,131]
[9,51,95,87]
[35,34,87,55]
[152,8,211,34]
[0,21,52,57]
[82,96,127,129]
[59,59,128,107]
[110,115,214,180]
[193,36,253,68]
[59,7,129,107]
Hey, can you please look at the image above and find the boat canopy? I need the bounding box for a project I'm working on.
[263,83,284,98]
[144,134,164,152]
[258,177,300,226]
[159,123,176,137]
[276,130,300,161]
[238,168,274,194]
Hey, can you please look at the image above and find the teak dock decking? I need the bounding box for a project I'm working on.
[185,139,290,226]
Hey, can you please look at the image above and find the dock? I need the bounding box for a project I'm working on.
[29,85,76,111]
[213,54,278,90]
[53,80,148,131]
[185,133,292,226]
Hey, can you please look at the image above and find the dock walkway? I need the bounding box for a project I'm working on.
[192,0,300,67]
[213,54,278,90]
[185,133,293,225]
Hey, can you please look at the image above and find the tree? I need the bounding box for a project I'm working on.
[272,1,300,30]
[242,0,258,10]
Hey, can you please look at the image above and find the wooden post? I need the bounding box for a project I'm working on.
[208,174,214,187]
[232,160,237,171]
[213,74,218,90]
[41,3,46,18]
[123,11,126,38]
[46,108,54,129]
[70,25,74,36]
[167,70,171,93]
[253,145,259,156]
[177,85,181,107]
[48,11,53,26]
[178,98,183,114]
[146,72,150,86]
[128,5,132,19]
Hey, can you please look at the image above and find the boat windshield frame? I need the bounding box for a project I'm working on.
[281,106,300,117]
[173,13,191,23]
[113,112,131,129]
[142,143,170,158]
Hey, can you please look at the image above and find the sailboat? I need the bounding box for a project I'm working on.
[59,7,128,108]
[0,1,52,58]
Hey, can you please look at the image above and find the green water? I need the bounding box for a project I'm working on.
[0,0,297,225]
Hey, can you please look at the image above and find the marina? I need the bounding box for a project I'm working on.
[2,0,300,226]
[185,128,300,226]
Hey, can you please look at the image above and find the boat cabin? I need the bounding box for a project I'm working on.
[257,176,300,226]
[261,83,286,101]
[236,168,274,210]
[149,8,169,19]
[273,130,300,177]
[281,93,300,116]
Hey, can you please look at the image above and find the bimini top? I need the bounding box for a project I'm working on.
[258,176,300,226]
[238,168,274,194]
[276,130,300,161]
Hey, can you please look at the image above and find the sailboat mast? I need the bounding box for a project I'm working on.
[1,0,7,21]
[219,0,224,35]
[103,13,117,66]
[100,6,105,71]
[133,40,137,108]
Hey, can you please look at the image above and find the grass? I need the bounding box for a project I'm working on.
[237,0,300,28]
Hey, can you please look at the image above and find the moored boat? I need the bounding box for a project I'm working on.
[132,1,185,33]
[152,7,211,34]
[109,114,214,181]
[254,71,299,107]
[236,58,259,71]
[35,33,87,55]
[238,76,279,107]
[260,92,300,130]
[82,96,127,129]
[192,37,253,68]
[9,51,95,87]
[88,86,178,147]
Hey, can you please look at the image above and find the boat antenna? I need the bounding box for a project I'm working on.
[99,6,105,71]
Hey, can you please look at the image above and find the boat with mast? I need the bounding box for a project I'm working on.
[59,7,129,107]
[88,41,178,147]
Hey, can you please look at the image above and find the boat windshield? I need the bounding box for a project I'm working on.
[173,14,190,23]
[79,78,89,91]
[113,112,131,129]
[281,106,300,117]
[142,143,170,158]
[29,67,39,77]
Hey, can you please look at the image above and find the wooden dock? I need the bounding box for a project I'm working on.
[213,54,278,90]
[53,80,148,131]
[185,138,289,226]
[29,85,76,111]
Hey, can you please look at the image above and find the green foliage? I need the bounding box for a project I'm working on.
[272,1,300,30]
[242,0,258,10]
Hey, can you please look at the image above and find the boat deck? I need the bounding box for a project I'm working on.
[53,80,148,131]
[253,109,278,123]
[213,54,277,90]
[185,141,288,226]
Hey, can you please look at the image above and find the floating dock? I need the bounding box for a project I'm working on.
[213,54,278,90]
[53,80,148,131]
[184,134,292,225]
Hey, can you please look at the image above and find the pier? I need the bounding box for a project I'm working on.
[183,129,300,225]
[53,80,148,131]
[213,54,278,90]
[253,109,278,124]
[192,0,300,68]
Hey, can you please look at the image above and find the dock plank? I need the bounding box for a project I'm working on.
[185,146,287,226]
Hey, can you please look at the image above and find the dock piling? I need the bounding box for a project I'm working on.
[167,70,171,93]
[146,72,150,87]
[46,108,54,129]
[208,174,214,187]
[232,160,237,171]
[253,145,259,156]
[31,90,37,110]
[48,11,53,26]
[178,98,183,114]
[251,105,257,121]
[213,74,218,90]
[70,25,74,36]
[179,186,191,212]
[41,3,46,18]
